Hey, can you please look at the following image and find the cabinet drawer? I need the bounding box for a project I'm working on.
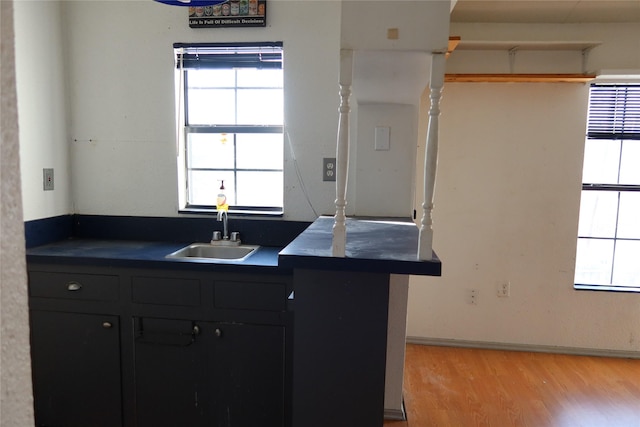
[214,281,286,311]
[29,271,119,301]
[132,277,200,306]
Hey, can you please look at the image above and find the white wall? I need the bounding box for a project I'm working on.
[18,0,447,222]
[15,0,71,221]
[354,103,417,217]
[63,0,341,221]
[15,3,640,353]
[341,0,450,52]
[349,49,431,218]
[18,1,446,223]
[408,22,640,353]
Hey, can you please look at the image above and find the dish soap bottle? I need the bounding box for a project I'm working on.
[216,180,229,211]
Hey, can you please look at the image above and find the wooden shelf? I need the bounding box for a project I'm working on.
[445,73,596,83]
[445,39,600,82]
[455,40,601,51]
[447,36,461,58]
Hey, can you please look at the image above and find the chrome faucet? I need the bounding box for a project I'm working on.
[217,210,229,240]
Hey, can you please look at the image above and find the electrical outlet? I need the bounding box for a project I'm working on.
[43,168,54,191]
[323,157,336,182]
[466,289,478,305]
[497,282,510,297]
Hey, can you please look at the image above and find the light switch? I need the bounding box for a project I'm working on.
[374,126,390,151]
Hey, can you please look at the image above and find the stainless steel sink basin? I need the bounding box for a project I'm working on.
[166,243,259,261]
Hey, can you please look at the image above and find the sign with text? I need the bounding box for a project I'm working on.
[189,1,266,28]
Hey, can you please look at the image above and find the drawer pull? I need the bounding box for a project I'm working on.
[214,328,223,338]
[66,281,82,291]
[135,320,200,347]
[102,321,113,329]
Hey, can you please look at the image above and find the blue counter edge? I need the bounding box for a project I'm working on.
[24,215,307,274]
[278,217,442,276]
[26,239,286,274]
[26,215,442,276]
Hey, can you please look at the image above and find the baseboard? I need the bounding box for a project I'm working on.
[384,399,406,421]
[406,336,640,360]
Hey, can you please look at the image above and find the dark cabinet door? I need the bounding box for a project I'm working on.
[133,320,285,427]
[30,310,122,427]
[208,323,285,427]
[133,317,204,427]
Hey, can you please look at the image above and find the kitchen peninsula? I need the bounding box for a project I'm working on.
[26,215,441,427]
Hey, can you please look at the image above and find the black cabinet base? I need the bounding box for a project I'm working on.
[292,269,390,427]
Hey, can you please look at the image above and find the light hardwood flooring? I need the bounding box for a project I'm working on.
[384,344,640,427]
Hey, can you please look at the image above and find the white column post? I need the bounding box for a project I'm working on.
[333,49,353,257]
[418,52,445,261]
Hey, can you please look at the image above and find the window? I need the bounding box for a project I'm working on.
[174,42,284,214]
[575,84,640,291]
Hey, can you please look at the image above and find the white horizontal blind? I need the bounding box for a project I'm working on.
[586,84,640,140]
[174,42,282,70]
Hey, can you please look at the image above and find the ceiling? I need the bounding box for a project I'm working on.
[451,0,640,23]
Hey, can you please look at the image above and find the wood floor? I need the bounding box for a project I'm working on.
[383,344,640,427]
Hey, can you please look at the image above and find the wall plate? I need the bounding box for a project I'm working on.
[323,158,336,182]
[43,168,54,191]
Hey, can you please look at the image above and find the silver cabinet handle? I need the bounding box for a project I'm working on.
[66,281,82,291]
[193,325,200,336]
[214,328,222,338]
[102,321,113,329]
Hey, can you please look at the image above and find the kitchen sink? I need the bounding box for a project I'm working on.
[166,243,259,261]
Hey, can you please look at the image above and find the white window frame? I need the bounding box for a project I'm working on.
[174,42,284,215]
[575,83,640,292]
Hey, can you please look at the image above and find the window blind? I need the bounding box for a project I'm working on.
[587,84,640,140]
[174,42,283,70]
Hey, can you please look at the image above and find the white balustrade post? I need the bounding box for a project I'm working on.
[332,49,353,257]
[418,52,445,261]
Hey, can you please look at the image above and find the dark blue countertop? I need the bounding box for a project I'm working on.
[26,216,441,276]
[26,239,284,273]
[278,217,441,276]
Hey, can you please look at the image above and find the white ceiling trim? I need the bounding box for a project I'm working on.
[451,0,640,24]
